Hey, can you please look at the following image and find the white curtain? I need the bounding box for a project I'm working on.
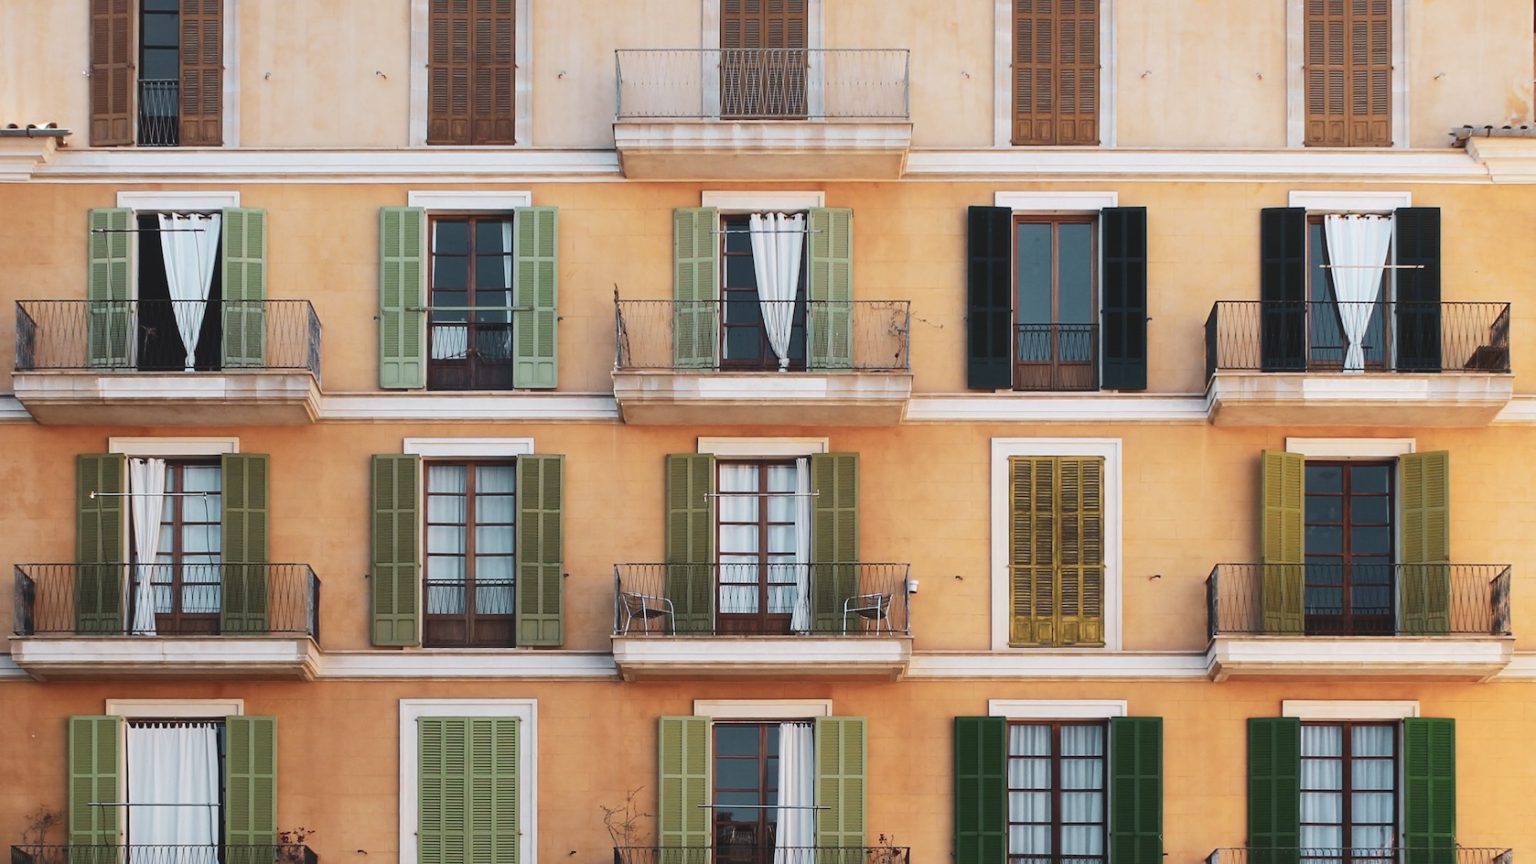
[1008,724,1105,863]
[425,465,468,614]
[774,722,816,864]
[790,458,812,632]
[718,465,759,615]
[128,458,166,636]
[126,723,220,863]
[157,213,222,371]
[1323,214,1394,372]
[749,212,805,370]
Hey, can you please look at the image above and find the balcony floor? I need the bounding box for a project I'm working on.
[8,635,321,680]
[614,120,912,180]
[1206,634,1515,681]
[612,635,912,680]
[612,370,912,425]
[1205,370,1514,426]
[13,370,321,425]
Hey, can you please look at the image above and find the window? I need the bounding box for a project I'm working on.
[1015,216,1097,391]
[1011,0,1100,146]
[428,216,518,390]
[133,212,226,371]
[424,460,517,647]
[720,0,809,119]
[427,0,516,145]
[1302,215,1391,369]
[721,215,810,370]
[717,460,801,634]
[1007,456,1105,647]
[1300,722,1397,863]
[1303,0,1391,147]
[712,722,790,864]
[1007,721,1107,864]
[89,0,223,147]
[137,460,223,635]
[1303,461,1394,635]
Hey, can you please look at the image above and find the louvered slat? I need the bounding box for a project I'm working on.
[178,0,223,145]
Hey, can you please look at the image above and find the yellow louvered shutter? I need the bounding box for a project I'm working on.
[1009,455,1104,646]
[1260,450,1306,634]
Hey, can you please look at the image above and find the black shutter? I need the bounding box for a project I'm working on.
[1100,206,1148,390]
[968,205,1014,390]
[1260,208,1307,372]
[1394,207,1442,372]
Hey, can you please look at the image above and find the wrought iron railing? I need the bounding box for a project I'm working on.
[614,299,910,372]
[10,846,318,864]
[425,309,518,390]
[1205,563,1512,639]
[14,563,321,639]
[614,563,912,636]
[614,847,909,864]
[1015,323,1098,391]
[137,78,181,146]
[1205,847,1512,864]
[614,49,911,120]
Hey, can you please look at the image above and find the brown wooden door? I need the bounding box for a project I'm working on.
[423,461,518,647]
[720,0,808,118]
[427,216,518,391]
[139,460,223,635]
[716,461,797,635]
[713,723,780,864]
[1303,461,1395,635]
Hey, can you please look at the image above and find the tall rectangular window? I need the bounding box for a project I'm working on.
[89,0,224,147]
[1300,722,1397,864]
[1011,0,1100,146]
[1008,455,1106,647]
[138,460,222,635]
[717,460,800,635]
[1015,216,1097,390]
[428,216,516,390]
[427,0,516,145]
[1303,0,1392,147]
[1304,461,1394,635]
[1007,721,1107,864]
[424,461,517,647]
[721,215,809,370]
[720,0,809,118]
[713,722,784,864]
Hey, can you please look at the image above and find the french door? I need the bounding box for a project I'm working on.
[713,723,781,864]
[424,461,517,647]
[717,461,799,635]
[1303,461,1394,635]
[141,460,223,635]
[428,216,517,390]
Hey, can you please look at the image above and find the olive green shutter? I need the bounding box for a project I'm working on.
[380,207,427,389]
[225,716,278,849]
[513,206,558,389]
[221,208,268,368]
[665,454,715,634]
[811,453,860,632]
[1403,718,1456,864]
[420,717,520,864]
[372,454,421,646]
[673,208,719,370]
[1399,451,1451,635]
[657,717,710,851]
[1260,451,1306,635]
[1009,456,1105,647]
[221,454,270,634]
[807,207,853,370]
[516,455,564,646]
[815,716,866,848]
[68,715,122,847]
[1247,718,1301,864]
[77,453,125,634]
[954,716,1006,864]
[1108,717,1163,864]
[87,208,133,368]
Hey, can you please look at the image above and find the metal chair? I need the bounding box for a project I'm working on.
[619,590,675,635]
[842,592,893,634]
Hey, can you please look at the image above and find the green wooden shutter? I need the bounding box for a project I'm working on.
[372,454,421,646]
[221,208,268,368]
[68,715,122,847]
[225,716,278,849]
[1009,456,1105,646]
[1247,718,1300,864]
[76,454,125,634]
[513,206,559,389]
[808,207,854,370]
[1400,451,1451,635]
[673,208,719,370]
[1100,206,1149,391]
[657,717,710,851]
[1109,717,1163,864]
[1260,208,1308,372]
[954,716,1006,864]
[811,453,860,633]
[87,208,133,369]
[967,205,1013,389]
[815,716,867,848]
[221,454,270,634]
[1403,718,1456,864]
[419,717,466,864]
[420,717,521,864]
[665,454,715,634]
[380,207,427,389]
[1260,451,1305,635]
[1394,208,1443,372]
[516,454,564,646]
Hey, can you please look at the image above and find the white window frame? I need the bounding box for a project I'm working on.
[407,191,533,211]
[993,0,1116,147]
[399,698,538,864]
[991,438,1123,651]
[106,698,244,717]
[1285,0,1408,149]
[404,437,535,458]
[110,437,240,456]
[1285,437,1415,460]
[695,699,832,719]
[988,699,1126,719]
[701,191,826,212]
[697,437,828,458]
[1287,191,1411,213]
[700,0,825,118]
[408,0,534,147]
[1283,700,1420,720]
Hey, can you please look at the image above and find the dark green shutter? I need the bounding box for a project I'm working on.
[372,454,421,646]
[68,715,122,846]
[1108,717,1163,864]
[1394,207,1442,372]
[221,208,268,368]
[1260,208,1307,372]
[1260,451,1305,635]
[808,207,854,370]
[513,206,559,389]
[1247,718,1300,864]
[225,716,278,848]
[516,454,564,646]
[657,717,709,850]
[221,454,270,634]
[665,454,715,634]
[673,208,720,370]
[1403,718,1456,864]
[380,207,427,389]
[967,205,1013,389]
[1399,451,1451,635]
[954,716,1006,864]
[87,208,133,369]
[815,716,866,848]
[420,717,520,864]
[811,453,859,633]
[76,453,125,634]
[1100,206,1148,391]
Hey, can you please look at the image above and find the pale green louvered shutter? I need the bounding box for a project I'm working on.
[516,455,563,646]
[380,207,427,389]
[665,454,715,634]
[1260,451,1305,635]
[420,717,520,864]
[68,715,122,847]
[1403,718,1456,864]
[372,454,421,646]
[221,454,270,634]
[221,208,268,368]
[513,206,558,389]
[225,715,278,849]
[673,208,719,370]
[811,453,859,633]
[815,716,867,848]
[77,453,125,634]
[657,717,710,853]
[807,207,853,370]
[87,208,133,368]
[1400,452,1451,636]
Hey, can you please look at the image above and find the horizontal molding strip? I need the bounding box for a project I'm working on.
[318,393,620,421]
[904,394,1209,422]
[901,148,1490,182]
[29,148,624,183]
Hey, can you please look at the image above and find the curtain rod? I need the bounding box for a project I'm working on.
[89,802,220,808]
[704,491,819,498]
[90,491,213,499]
[1320,263,1425,269]
[696,803,830,810]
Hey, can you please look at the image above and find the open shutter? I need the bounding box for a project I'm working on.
[88,0,133,146]
[968,206,1013,389]
[673,208,720,370]
[1260,208,1308,372]
[665,454,716,634]
[221,454,270,634]
[1108,717,1163,864]
[808,207,854,370]
[178,0,223,146]
[1260,451,1306,635]
[516,454,563,646]
[1100,206,1148,390]
[815,716,866,848]
[380,207,428,389]
[69,715,123,846]
[657,717,710,852]
[88,208,134,368]
[1403,718,1456,864]
[811,453,859,633]
[954,716,1006,864]
[77,453,125,634]
[1394,207,1442,372]
[470,0,517,144]
[1248,718,1301,864]
[427,0,472,144]
[1399,451,1451,635]
[221,208,268,368]
[512,207,559,389]
[420,717,520,864]
[372,454,421,646]
[226,716,278,849]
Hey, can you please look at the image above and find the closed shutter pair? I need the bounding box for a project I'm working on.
[426,0,516,145]
[1010,0,1101,146]
[370,454,564,647]
[1007,455,1106,647]
[954,716,1162,864]
[419,717,520,864]
[1302,0,1392,147]
[89,0,223,147]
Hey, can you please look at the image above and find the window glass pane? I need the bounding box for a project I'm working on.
[141,14,179,47]
[1009,724,1052,757]
[143,0,179,11]
[434,221,469,254]
[475,525,515,555]
[725,255,757,288]
[715,725,760,757]
[715,758,758,789]
[427,492,467,524]
[1352,726,1394,757]
[1352,465,1391,494]
[723,218,752,254]
[1351,496,1390,523]
[1307,465,1343,493]
[1306,495,1343,523]
[427,526,466,556]
[1016,223,1053,325]
[1305,525,1343,554]
[1057,223,1094,325]
[476,255,513,291]
[476,465,516,494]
[1302,724,1344,758]
[1308,223,1335,304]
[1351,527,1391,555]
[433,256,467,291]
[475,219,513,253]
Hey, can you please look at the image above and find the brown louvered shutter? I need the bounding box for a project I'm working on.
[470,0,515,144]
[1305,0,1391,146]
[179,0,223,146]
[429,0,473,144]
[1351,0,1392,146]
[721,0,808,118]
[1013,0,1099,146]
[430,0,515,145]
[89,0,134,146]
[722,0,808,49]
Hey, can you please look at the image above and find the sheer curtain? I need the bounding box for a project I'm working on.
[775,722,816,864]
[128,458,166,636]
[718,465,759,615]
[748,212,805,370]
[157,213,222,371]
[127,722,220,864]
[1322,214,1394,372]
[1058,726,1106,862]
[426,465,468,615]
[1008,725,1052,860]
[790,458,812,632]
[474,464,517,615]
[1008,725,1106,864]
[1301,725,1345,853]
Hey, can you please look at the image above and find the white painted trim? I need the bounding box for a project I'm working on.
[106,699,244,717]
[694,699,832,719]
[991,438,1123,652]
[994,191,1119,212]
[409,0,533,146]
[319,651,618,679]
[116,191,241,210]
[1286,0,1408,148]
[223,0,240,147]
[399,699,538,864]
[994,0,1115,147]
[408,0,428,145]
[403,437,535,458]
[904,394,1207,423]
[108,436,240,456]
[700,191,826,212]
[1285,437,1415,459]
[907,652,1207,679]
[406,191,533,211]
[1282,700,1420,720]
[318,393,620,421]
[1288,190,1412,212]
[696,437,829,457]
[989,699,1128,719]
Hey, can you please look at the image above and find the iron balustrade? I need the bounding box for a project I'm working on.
[614,847,909,864]
[1014,323,1098,391]
[614,49,911,120]
[1205,847,1513,864]
[137,79,180,146]
[1205,563,1511,639]
[424,308,519,390]
[614,300,910,372]
[10,846,319,864]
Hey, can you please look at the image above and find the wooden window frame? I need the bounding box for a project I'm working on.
[1299,721,1399,863]
[1303,460,1395,636]
[426,214,518,391]
[718,214,809,371]
[421,458,517,648]
[1005,719,1108,864]
[1011,214,1099,391]
[135,458,222,635]
[715,459,799,635]
[712,721,783,863]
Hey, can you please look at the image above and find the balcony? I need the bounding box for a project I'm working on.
[1203,301,1512,426]
[613,48,913,179]
[1204,563,1513,681]
[612,299,912,425]
[615,847,909,864]
[138,78,181,147]
[610,563,913,680]
[1206,848,1512,864]
[1015,324,1099,391]
[10,563,322,680]
[14,300,323,425]
[12,846,319,864]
